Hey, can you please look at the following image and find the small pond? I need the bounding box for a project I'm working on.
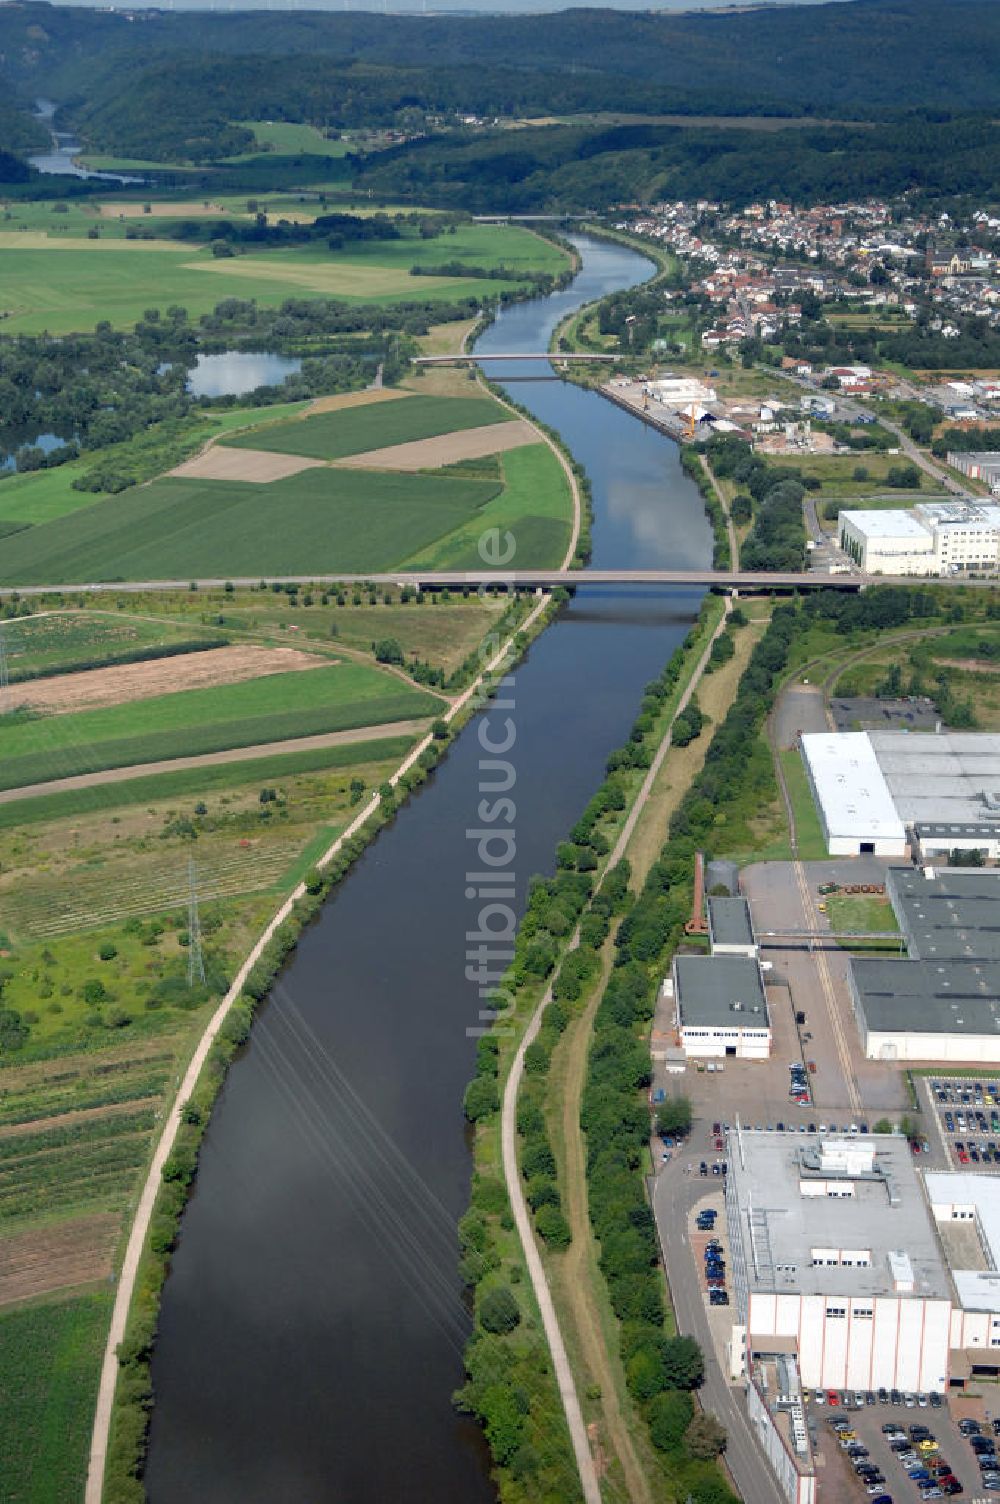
[186,351,303,398]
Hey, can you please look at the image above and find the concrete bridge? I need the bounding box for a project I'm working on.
[411,352,619,365]
[6,569,929,598]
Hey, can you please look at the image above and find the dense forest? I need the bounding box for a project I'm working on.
[2,1,999,119]
[1,0,999,169]
[350,116,1000,212]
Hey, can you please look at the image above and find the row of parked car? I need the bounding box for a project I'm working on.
[695,1207,730,1307]
[829,1414,892,1501]
[933,1080,1000,1108]
[958,1415,1000,1492]
[881,1420,964,1498]
[811,1389,943,1409]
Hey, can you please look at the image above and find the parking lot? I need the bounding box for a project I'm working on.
[921,1076,1000,1176]
[811,1395,995,1504]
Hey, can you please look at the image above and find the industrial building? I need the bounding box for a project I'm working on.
[948,451,1000,494]
[720,1132,1000,1405]
[839,499,1000,576]
[801,729,1000,858]
[725,1131,954,1393]
[848,868,1000,1062]
[670,953,771,1059]
[706,895,757,956]
[799,732,907,856]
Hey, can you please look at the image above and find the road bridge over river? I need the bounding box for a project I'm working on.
[412,352,619,365]
[8,569,995,597]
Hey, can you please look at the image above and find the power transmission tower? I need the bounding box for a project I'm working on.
[187,858,206,988]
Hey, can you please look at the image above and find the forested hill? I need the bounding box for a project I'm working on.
[0,0,998,120]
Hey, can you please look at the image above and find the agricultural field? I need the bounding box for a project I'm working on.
[0,554,519,1493]
[0,466,503,582]
[403,442,574,569]
[223,393,509,460]
[0,400,308,531]
[0,660,441,791]
[0,222,569,334]
[1,611,227,682]
[0,1290,111,1504]
[225,120,352,159]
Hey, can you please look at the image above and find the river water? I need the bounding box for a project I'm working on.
[144,234,712,1504]
[28,99,143,184]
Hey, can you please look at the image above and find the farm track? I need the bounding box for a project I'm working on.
[0,718,430,809]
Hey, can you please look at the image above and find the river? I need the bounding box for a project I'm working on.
[28,99,143,184]
[144,233,713,1504]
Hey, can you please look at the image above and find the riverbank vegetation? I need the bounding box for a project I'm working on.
[0,577,534,1500]
[459,597,741,1504]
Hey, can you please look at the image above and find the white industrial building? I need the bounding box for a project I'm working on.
[721,1134,1000,1406]
[925,1173,1000,1374]
[670,953,771,1059]
[706,895,757,956]
[725,1132,954,1394]
[839,500,1000,576]
[801,729,1000,858]
[799,732,907,856]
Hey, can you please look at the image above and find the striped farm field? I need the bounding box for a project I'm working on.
[2,833,312,939]
[223,394,509,460]
[0,467,501,583]
[0,663,442,791]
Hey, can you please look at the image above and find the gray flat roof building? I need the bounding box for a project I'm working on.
[887,866,1000,962]
[707,895,756,954]
[869,730,1000,828]
[673,953,768,1030]
[850,956,1000,1039]
[725,1130,951,1300]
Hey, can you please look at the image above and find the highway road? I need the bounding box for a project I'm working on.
[652,1162,778,1504]
[4,567,980,597]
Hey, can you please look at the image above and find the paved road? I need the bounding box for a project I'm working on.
[3,568,955,597]
[651,1165,778,1504]
[0,720,432,807]
[499,601,732,1504]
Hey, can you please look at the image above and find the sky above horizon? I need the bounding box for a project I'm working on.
[54,0,852,11]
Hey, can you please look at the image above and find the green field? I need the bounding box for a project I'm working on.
[2,611,226,681]
[0,1291,111,1504]
[0,401,309,529]
[0,734,414,830]
[0,224,567,334]
[0,466,502,583]
[0,663,441,791]
[225,394,508,459]
[225,120,351,159]
[404,443,574,569]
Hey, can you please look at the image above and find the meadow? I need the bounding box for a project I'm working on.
[0,402,308,529]
[0,662,441,790]
[0,1292,112,1504]
[0,223,567,334]
[224,393,509,459]
[225,120,352,159]
[0,466,502,583]
[403,442,574,569]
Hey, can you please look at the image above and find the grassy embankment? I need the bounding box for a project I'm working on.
[459,597,745,1504]
[536,602,764,1504]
